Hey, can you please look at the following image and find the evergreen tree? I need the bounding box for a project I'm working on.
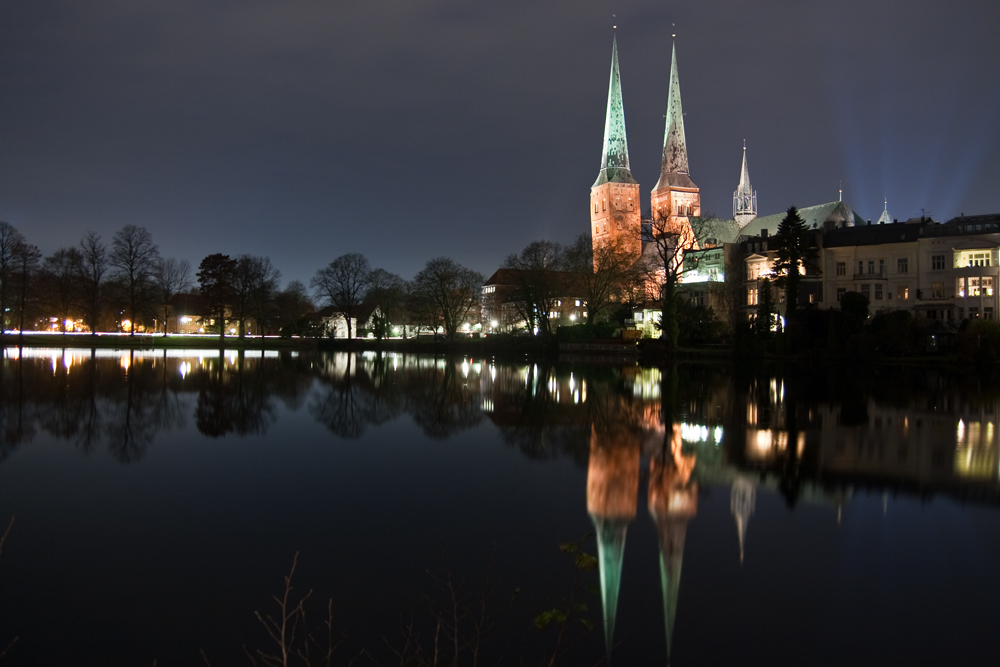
[772,207,818,321]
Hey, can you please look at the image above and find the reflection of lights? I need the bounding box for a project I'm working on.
[481,398,494,412]
[569,373,576,394]
[179,361,191,379]
[120,355,131,372]
[957,419,965,442]
[462,360,470,378]
[714,426,723,444]
[490,364,496,381]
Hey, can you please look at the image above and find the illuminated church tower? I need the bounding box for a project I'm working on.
[733,143,758,228]
[591,35,642,260]
[650,41,700,239]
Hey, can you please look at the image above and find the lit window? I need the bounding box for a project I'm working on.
[932,282,945,298]
[897,286,909,300]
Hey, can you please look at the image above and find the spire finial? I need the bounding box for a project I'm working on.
[839,180,842,202]
[612,12,616,29]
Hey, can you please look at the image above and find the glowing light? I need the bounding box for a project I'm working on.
[180,316,192,324]
[121,319,132,332]
[490,320,498,329]
[179,361,191,379]
[462,360,470,378]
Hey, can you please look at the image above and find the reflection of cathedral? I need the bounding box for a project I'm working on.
[586,419,698,663]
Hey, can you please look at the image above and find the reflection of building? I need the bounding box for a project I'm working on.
[647,425,697,661]
[586,426,639,659]
[730,476,755,563]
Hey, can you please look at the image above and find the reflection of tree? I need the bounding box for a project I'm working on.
[196,351,276,438]
[406,361,481,439]
[0,352,36,460]
[105,351,160,463]
[310,354,376,439]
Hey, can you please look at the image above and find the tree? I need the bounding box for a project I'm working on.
[310,253,372,340]
[77,231,108,335]
[198,253,237,342]
[0,222,25,333]
[772,207,819,321]
[411,257,483,340]
[11,241,41,335]
[109,225,159,336]
[365,268,407,340]
[152,257,192,336]
[39,248,84,334]
[643,214,700,349]
[502,240,568,336]
[274,280,315,336]
[231,255,280,337]
[565,233,641,326]
[754,276,776,338]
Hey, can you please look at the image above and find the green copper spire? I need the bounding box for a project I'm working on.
[654,41,694,191]
[594,35,638,187]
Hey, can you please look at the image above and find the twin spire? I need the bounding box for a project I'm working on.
[593,35,637,187]
[595,34,690,190]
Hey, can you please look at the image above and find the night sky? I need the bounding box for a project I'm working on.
[1,0,998,288]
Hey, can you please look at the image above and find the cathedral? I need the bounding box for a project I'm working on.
[590,35,700,263]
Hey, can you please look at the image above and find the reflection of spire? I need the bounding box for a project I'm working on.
[647,425,697,661]
[586,427,640,662]
[730,475,756,563]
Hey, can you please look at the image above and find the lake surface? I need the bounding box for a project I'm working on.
[0,348,998,666]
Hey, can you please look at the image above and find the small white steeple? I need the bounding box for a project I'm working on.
[876,198,894,225]
[733,142,757,228]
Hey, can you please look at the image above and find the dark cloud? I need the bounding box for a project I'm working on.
[0,0,998,286]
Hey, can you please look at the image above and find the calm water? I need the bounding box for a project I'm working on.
[0,348,998,666]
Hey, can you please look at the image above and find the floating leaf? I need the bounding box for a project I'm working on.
[558,542,578,553]
[552,609,567,623]
[580,618,595,632]
[534,611,553,630]
[575,552,598,572]
[572,602,588,613]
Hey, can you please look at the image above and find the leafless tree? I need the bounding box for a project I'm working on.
[642,214,701,348]
[565,233,643,325]
[39,248,84,334]
[0,222,26,334]
[77,231,109,334]
[152,257,192,336]
[365,268,407,339]
[109,225,159,336]
[502,241,568,336]
[232,255,281,337]
[411,257,483,339]
[11,241,41,335]
[311,253,372,339]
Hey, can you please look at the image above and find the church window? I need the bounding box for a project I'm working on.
[897,258,908,273]
[836,262,846,276]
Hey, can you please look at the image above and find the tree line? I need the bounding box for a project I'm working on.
[0,220,488,339]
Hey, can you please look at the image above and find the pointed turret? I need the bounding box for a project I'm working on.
[594,35,637,187]
[877,199,894,225]
[590,35,642,263]
[733,144,758,228]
